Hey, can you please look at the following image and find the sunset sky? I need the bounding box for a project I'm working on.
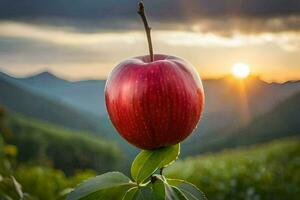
[0,0,299,82]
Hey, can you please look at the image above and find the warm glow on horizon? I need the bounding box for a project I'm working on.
[231,63,250,79]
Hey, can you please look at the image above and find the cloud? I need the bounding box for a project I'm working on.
[0,21,299,52]
[0,0,299,20]
[186,16,300,36]
[0,0,299,35]
[0,1,299,81]
[0,21,144,46]
[157,30,300,52]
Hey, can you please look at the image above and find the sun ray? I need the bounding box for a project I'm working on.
[231,63,251,123]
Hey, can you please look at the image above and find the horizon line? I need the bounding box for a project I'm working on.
[0,69,299,84]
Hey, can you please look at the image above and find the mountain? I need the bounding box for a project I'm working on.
[1,71,299,157]
[204,75,300,115]
[187,91,300,155]
[0,71,106,117]
[2,72,299,135]
[179,75,300,154]
[0,72,138,159]
[0,76,109,135]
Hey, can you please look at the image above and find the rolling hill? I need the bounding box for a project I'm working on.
[187,91,300,155]
[1,110,121,175]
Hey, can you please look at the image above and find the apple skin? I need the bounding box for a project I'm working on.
[105,54,204,150]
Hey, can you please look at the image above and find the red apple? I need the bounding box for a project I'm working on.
[105,54,204,149]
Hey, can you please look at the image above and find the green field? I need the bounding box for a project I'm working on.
[167,138,300,200]
[1,134,299,199]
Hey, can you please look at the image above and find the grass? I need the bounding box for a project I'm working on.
[166,137,300,200]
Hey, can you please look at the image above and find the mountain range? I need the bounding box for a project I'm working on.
[0,73,110,135]
[0,70,299,156]
[0,71,106,117]
[186,91,300,155]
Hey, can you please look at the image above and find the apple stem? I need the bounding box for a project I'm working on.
[138,1,154,62]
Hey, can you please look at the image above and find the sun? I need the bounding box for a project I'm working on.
[231,63,250,78]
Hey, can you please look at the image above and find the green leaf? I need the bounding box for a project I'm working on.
[150,175,207,200]
[152,177,166,200]
[131,144,180,183]
[66,172,136,200]
[0,176,23,200]
[123,186,155,200]
[152,175,185,200]
[167,186,187,200]
[135,187,155,200]
[23,193,35,200]
[122,187,138,200]
[167,179,207,200]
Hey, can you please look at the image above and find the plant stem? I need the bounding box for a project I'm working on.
[138,1,154,62]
